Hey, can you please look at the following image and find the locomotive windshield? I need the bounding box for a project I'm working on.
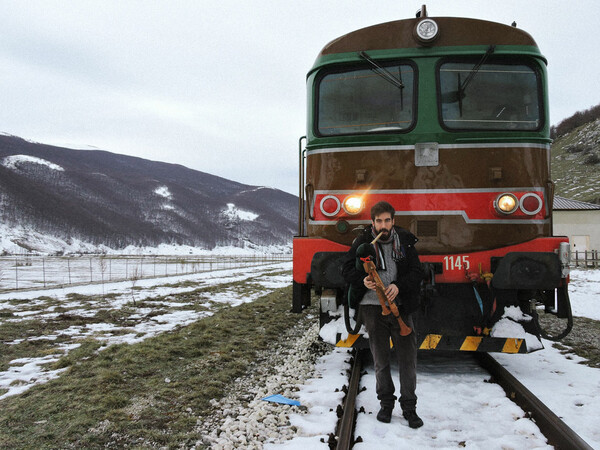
[317,63,415,136]
[438,61,542,131]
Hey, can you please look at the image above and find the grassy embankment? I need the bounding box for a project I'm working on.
[0,282,314,448]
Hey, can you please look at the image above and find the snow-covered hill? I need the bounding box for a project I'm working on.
[0,134,297,255]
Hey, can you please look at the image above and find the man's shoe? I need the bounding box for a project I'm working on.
[402,410,423,428]
[376,406,393,423]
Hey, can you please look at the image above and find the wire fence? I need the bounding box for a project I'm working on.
[0,254,292,292]
[4,250,593,293]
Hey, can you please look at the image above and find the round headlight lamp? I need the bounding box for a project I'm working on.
[320,195,341,217]
[414,18,439,44]
[520,193,543,215]
[495,193,519,214]
[343,195,364,215]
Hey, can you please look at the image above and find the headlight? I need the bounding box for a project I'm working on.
[320,195,341,217]
[519,193,543,215]
[495,193,518,214]
[343,195,364,215]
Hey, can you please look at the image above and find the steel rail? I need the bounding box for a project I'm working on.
[477,353,594,450]
[335,349,365,450]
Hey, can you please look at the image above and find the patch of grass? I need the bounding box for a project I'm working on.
[1,318,63,369]
[0,306,139,370]
[6,298,31,306]
[65,293,92,301]
[0,285,313,448]
[51,339,104,370]
[550,316,600,368]
[0,337,67,372]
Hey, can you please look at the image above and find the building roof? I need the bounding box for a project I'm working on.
[554,196,600,210]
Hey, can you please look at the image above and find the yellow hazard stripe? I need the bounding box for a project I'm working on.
[417,335,528,353]
[460,336,483,351]
[337,334,361,347]
[419,334,442,350]
[502,338,524,353]
[338,333,526,353]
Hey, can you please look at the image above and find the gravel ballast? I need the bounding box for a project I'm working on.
[194,313,332,449]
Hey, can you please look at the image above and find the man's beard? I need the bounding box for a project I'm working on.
[378,228,390,237]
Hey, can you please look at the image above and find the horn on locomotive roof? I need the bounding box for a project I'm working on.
[416,5,428,18]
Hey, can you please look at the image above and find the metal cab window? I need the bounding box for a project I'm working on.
[316,61,416,136]
[438,59,543,131]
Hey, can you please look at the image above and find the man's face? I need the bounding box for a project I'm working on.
[372,212,394,237]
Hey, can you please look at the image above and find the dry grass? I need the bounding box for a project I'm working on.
[0,283,313,448]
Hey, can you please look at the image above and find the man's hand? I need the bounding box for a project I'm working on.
[364,275,377,291]
[385,283,399,302]
[364,276,398,302]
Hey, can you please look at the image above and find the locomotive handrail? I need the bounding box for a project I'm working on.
[298,136,307,236]
[305,183,315,221]
[546,179,555,219]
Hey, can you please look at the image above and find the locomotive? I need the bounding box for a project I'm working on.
[293,6,572,353]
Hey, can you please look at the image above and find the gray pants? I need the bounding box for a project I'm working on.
[360,305,418,412]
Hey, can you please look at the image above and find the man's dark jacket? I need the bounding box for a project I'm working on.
[341,225,424,315]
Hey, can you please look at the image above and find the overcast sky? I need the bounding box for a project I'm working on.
[1,1,598,195]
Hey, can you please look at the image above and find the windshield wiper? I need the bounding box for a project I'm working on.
[359,51,405,109]
[457,45,496,116]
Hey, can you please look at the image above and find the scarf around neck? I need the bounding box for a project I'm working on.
[370,226,405,270]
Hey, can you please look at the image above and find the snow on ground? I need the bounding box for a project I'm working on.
[568,268,600,320]
[274,268,600,449]
[1,264,598,448]
[0,262,292,400]
[223,203,259,221]
[0,221,291,256]
[154,185,172,199]
[1,154,64,171]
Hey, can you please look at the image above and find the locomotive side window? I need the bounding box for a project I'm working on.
[438,61,541,131]
[317,63,415,136]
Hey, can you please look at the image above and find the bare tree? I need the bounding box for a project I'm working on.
[99,256,108,299]
[130,266,140,306]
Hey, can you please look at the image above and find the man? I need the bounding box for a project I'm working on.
[341,201,424,428]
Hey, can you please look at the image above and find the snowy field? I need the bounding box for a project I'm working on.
[0,254,290,291]
[1,265,599,448]
[0,261,293,400]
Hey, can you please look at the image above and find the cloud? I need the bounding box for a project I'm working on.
[0,0,598,195]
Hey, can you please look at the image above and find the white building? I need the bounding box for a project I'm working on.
[553,196,600,254]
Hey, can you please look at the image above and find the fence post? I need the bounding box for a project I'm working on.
[43,258,46,288]
[15,257,18,290]
[585,250,589,268]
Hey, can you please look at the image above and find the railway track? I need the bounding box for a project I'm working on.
[333,349,593,450]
